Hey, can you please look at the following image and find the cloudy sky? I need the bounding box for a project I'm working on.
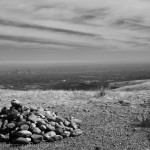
[0,0,150,64]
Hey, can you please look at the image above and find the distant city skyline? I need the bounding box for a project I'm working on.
[0,0,150,64]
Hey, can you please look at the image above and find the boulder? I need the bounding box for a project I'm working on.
[11,99,22,108]
[59,122,65,128]
[45,111,56,121]
[61,131,71,138]
[31,134,43,144]
[29,123,36,130]
[18,115,24,121]
[36,120,46,127]
[6,123,16,130]
[22,110,30,116]
[16,130,32,138]
[20,124,29,130]
[55,127,64,135]
[46,124,55,131]
[64,119,70,126]
[9,127,19,139]
[0,134,6,142]
[64,127,74,132]
[50,121,56,126]
[46,131,56,138]
[70,129,83,137]
[2,120,8,129]
[16,120,27,127]
[12,137,31,144]
[32,127,41,134]
[53,135,63,141]
[43,134,54,142]
[55,116,64,123]
[30,106,37,112]
[0,107,8,114]
[39,125,46,131]
[28,114,38,123]
[70,121,78,130]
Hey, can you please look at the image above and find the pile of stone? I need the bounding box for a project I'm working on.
[0,100,82,144]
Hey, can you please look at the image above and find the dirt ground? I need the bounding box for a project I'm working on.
[1,83,150,150]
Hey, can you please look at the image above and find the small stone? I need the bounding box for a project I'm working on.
[16,120,27,127]
[50,121,56,126]
[55,123,63,128]
[20,124,29,130]
[0,134,6,142]
[64,127,74,132]
[46,124,55,131]
[16,130,32,138]
[30,106,37,112]
[46,131,56,138]
[13,137,31,144]
[0,107,8,114]
[22,110,30,116]
[0,115,7,119]
[6,123,16,130]
[40,131,45,136]
[61,131,71,138]
[71,129,83,137]
[29,123,36,130]
[36,120,46,127]
[22,106,30,111]
[70,121,78,130]
[28,114,38,123]
[4,134,10,142]
[2,119,8,129]
[9,127,19,139]
[35,109,45,117]
[32,127,41,134]
[31,134,43,144]
[26,121,31,125]
[59,122,65,127]
[18,115,24,121]
[64,120,70,126]
[43,134,54,142]
[11,99,22,108]
[0,128,9,135]
[7,109,19,121]
[53,135,63,141]
[37,107,45,112]
[45,111,56,121]
[55,116,64,123]
[39,125,46,131]
[55,127,64,135]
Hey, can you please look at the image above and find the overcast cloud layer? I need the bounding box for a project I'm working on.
[0,0,150,64]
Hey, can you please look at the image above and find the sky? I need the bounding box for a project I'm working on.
[0,0,150,65]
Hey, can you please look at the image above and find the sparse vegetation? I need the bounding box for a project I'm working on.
[133,108,150,127]
[94,87,106,98]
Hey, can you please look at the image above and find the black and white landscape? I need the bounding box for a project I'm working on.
[0,0,150,150]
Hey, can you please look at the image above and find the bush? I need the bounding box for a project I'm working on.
[133,108,150,127]
[95,87,106,98]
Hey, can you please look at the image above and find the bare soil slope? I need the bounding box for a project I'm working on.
[1,80,150,150]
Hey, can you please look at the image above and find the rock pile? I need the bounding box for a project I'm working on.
[0,100,82,145]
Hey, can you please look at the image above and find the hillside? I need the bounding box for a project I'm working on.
[1,80,150,150]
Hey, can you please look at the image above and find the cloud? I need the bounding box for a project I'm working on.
[0,0,150,54]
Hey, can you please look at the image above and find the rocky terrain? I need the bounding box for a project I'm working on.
[0,80,150,150]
